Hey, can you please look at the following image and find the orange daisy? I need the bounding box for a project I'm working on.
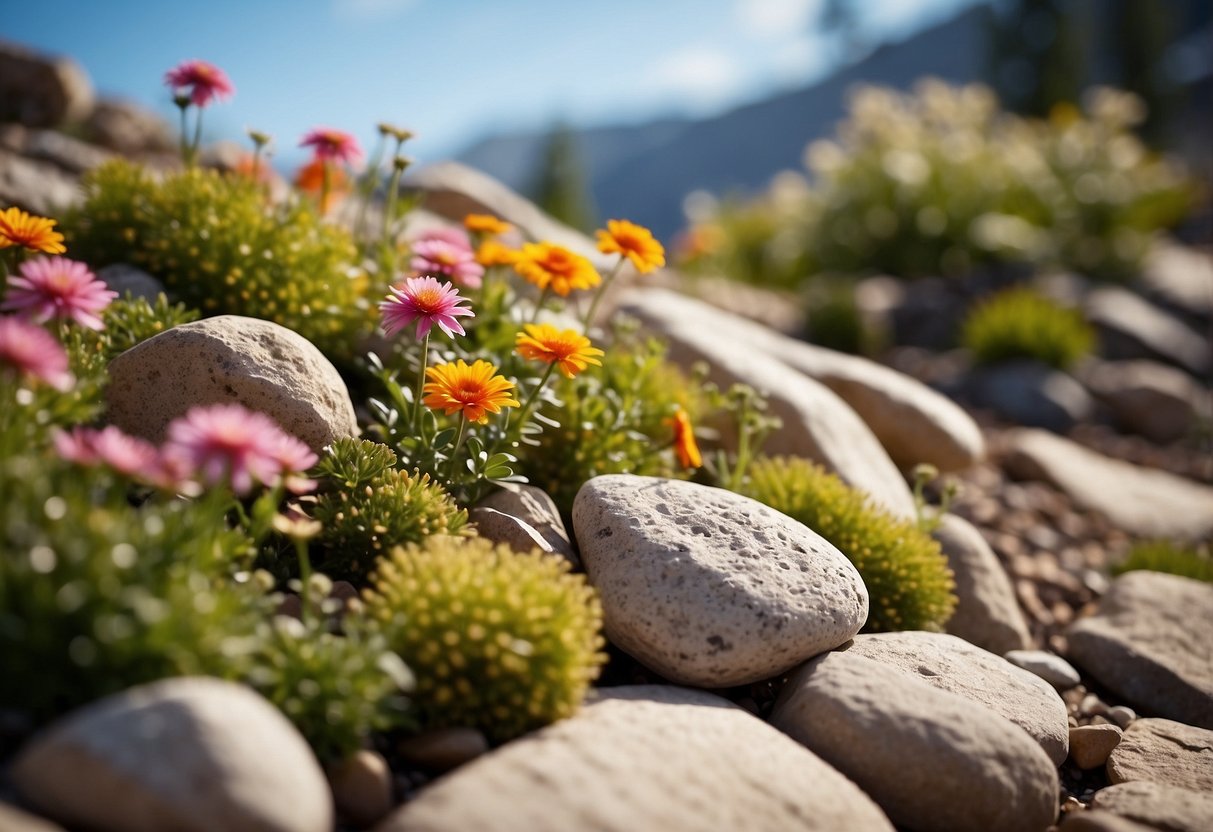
[596,219,665,274]
[293,157,349,213]
[0,207,66,255]
[668,408,702,469]
[515,324,604,379]
[464,213,513,236]
[512,242,600,297]
[423,359,519,423]
[475,239,520,268]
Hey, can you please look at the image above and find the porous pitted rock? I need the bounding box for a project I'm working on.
[1069,724,1123,769]
[933,514,1032,655]
[10,677,333,832]
[1067,571,1213,730]
[0,42,93,128]
[1005,649,1082,691]
[617,290,916,518]
[573,475,868,687]
[771,651,1058,832]
[1107,718,1213,792]
[844,630,1069,764]
[106,315,357,451]
[1082,360,1206,444]
[476,484,577,566]
[967,360,1094,433]
[1086,287,1210,375]
[375,686,895,832]
[328,749,393,829]
[1005,429,1213,541]
[1090,781,1213,832]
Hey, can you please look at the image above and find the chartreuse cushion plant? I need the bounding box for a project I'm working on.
[1112,540,1213,583]
[961,286,1094,369]
[742,455,957,632]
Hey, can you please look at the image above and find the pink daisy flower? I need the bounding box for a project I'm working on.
[163,403,308,496]
[53,425,160,479]
[380,276,475,340]
[163,59,235,107]
[0,316,73,390]
[410,238,485,288]
[3,257,118,331]
[299,128,363,165]
[268,431,319,494]
[410,227,472,249]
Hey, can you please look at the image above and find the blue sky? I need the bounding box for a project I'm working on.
[4,0,978,169]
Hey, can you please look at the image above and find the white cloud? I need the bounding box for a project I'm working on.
[736,0,822,40]
[651,46,744,108]
[332,0,418,21]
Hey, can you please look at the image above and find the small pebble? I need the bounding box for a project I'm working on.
[329,749,393,828]
[398,728,490,773]
[1080,693,1107,716]
[1069,724,1123,769]
[1105,705,1135,729]
[1005,649,1082,690]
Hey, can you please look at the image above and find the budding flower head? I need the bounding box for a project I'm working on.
[377,122,415,143]
[392,155,412,173]
[247,128,272,148]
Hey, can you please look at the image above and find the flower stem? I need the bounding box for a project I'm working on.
[320,162,331,217]
[178,104,191,167]
[528,286,551,325]
[582,256,624,332]
[295,537,313,625]
[191,107,205,167]
[447,414,468,479]
[514,362,556,429]
[412,331,430,435]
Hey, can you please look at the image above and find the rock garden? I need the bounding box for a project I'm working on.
[0,47,1210,832]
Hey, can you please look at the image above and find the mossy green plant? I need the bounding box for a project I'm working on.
[961,286,1094,369]
[307,438,469,582]
[364,536,606,742]
[1112,540,1212,583]
[741,455,957,632]
[63,160,376,361]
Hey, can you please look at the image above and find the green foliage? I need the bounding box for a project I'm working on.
[308,439,468,581]
[365,536,605,742]
[961,286,1094,369]
[742,455,957,632]
[63,160,377,360]
[1112,540,1213,583]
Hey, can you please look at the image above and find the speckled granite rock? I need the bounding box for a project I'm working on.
[106,315,357,451]
[375,686,895,832]
[573,475,868,687]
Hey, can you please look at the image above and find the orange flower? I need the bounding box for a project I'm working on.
[293,157,349,213]
[423,359,519,423]
[464,213,512,236]
[668,408,702,469]
[475,239,519,268]
[596,219,665,274]
[515,324,604,378]
[0,207,66,255]
[513,242,600,297]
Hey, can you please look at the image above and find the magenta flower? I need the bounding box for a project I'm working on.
[0,316,73,390]
[268,432,319,494]
[299,128,363,164]
[411,227,472,249]
[163,403,313,496]
[3,257,117,331]
[410,238,485,288]
[53,425,160,479]
[164,59,235,107]
[380,276,475,340]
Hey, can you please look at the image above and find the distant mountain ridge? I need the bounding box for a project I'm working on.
[455,5,993,240]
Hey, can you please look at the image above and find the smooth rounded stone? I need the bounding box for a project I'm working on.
[83,98,175,155]
[1,126,114,175]
[1070,724,1123,769]
[96,264,165,304]
[1006,649,1083,691]
[10,677,333,832]
[397,728,490,773]
[573,475,868,687]
[1091,781,1213,832]
[933,514,1032,655]
[0,149,81,215]
[1086,287,1210,375]
[845,630,1069,765]
[1005,429,1213,541]
[1067,572,1213,730]
[1058,810,1157,832]
[1082,360,1205,444]
[376,686,895,832]
[771,652,1058,832]
[476,484,577,566]
[1107,718,1213,792]
[329,749,394,828]
[0,42,94,128]
[0,802,65,831]
[618,289,917,519]
[469,507,563,560]
[966,360,1094,433]
[1141,241,1213,321]
[106,315,358,452]
[1107,706,1137,729]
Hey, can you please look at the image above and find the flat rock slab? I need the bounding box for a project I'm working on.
[1004,428,1213,541]
[10,677,332,832]
[1107,718,1213,792]
[618,289,917,519]
[1067,571,1213,730]
[107,315,358,452]
[933,514,1032,655]
[573,475,868,687]
[1086,287,1210,375]
[375,686,895,832]
[1091,781,1213,832]
[845,630,1069,765]
[771,651,1058,832]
